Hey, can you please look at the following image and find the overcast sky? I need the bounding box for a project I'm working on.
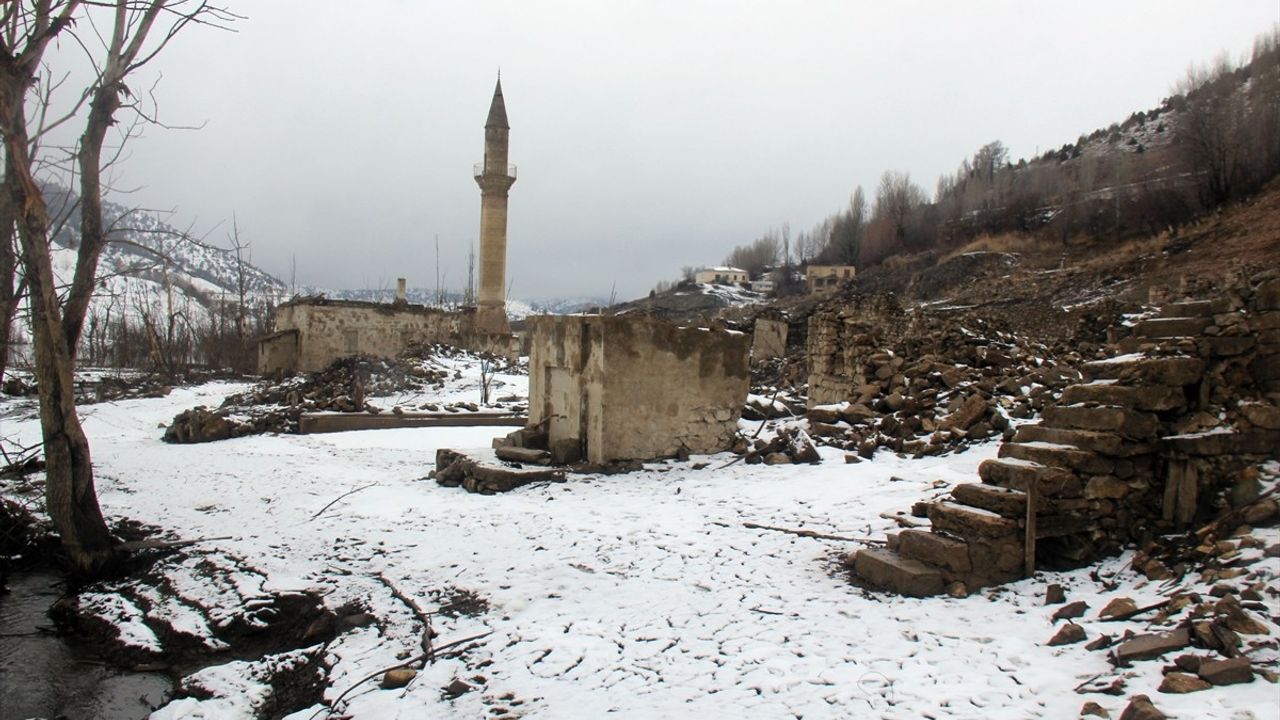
[49,1,1279,301]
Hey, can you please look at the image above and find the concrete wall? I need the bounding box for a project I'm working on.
[807,265,856,293]
[260,299,517,374]
[528,315,750,464]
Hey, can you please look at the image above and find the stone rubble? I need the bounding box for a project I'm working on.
[163,345,522,443]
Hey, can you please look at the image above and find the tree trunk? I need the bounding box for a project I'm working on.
[0,167,19,384]
[1,79,116,574]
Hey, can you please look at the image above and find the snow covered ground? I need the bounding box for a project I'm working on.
[1,360,1277,719]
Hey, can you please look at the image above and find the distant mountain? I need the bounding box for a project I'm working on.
[309,286,609,318]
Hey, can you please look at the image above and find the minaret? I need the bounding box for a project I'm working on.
[474,76,516,334]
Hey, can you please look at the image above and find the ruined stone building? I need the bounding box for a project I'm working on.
[523,316,750,464]
[258,79,522,374]
[474,77,516,334]
[256,285,517,374]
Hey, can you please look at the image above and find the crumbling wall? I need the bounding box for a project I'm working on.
[526,315,749,464]
[256,330,299,374]
[751,318,788,361]
[805,294,910,406]
[263,300,517,374]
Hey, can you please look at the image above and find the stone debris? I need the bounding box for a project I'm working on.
[1196,656,1255,686]
[1117,694,1166,720]
[164,346,522,443]
[1156,672,1209,693]
[432,449,565,495]
[1049,622,1087,646]
[1053,600,1089,622]
[849,270,1280,598]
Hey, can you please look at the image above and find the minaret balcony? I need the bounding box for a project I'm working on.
[474,163,517,180]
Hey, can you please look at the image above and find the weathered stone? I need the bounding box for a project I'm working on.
[1080,701,1110,718]
[1197,657,1254,686]
[1060,382,1186,412]
[1085,476,1131,500]
[1157,672,1209,694]
[951,483,1026,517]
[1242,499,1278,525]
[1082,356,1205,386]
[763,452,792,465]
[1099,597,1138,619]
[999,441,1114,476]
[1114,628,1191,662]
[897,529,971,573]
[1043,405,1158,439]
[381,668,417,689]
[1117,694,1165,720]
[1014,424,1152,457]
[928,502,1019,539]
[946,581,968,598]
[494,446,550,464]
[1135,316,1210,339]
[938,393,989,431]
[979,458,1083,497]
[1045,583,1065,605]
[1053,600,1089,622]
[1239,399,1280,427]
[851,548,944,597]
[1049,622,1086,645]
[1163,429,1280,456]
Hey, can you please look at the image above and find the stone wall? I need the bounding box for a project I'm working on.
[751,318,788,361]
[259,299,517,374]
[526,315,750,464]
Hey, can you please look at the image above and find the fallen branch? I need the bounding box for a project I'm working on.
[316,631,494,718]
[741,521,884,545]
[117,535,232,552]
[376,573,433,663]
[308,483,379,521]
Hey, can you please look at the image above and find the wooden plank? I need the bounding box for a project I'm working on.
[299,413,526,434]
[1024,476,1038,577]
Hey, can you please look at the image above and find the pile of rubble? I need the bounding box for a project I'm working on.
[803,294,1092,457]
[164,346,515,443]
[850,270,1280,598]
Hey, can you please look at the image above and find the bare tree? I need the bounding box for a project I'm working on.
[0,0,235,574]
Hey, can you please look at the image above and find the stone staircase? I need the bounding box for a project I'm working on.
[850,277,1280,597]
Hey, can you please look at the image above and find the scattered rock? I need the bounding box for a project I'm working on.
[1157,672,1209,694]
[1099,597,1138,619]
[381,668,417,689]
[1080,701,1110,718]
[442,678,473,698]
[1117,694,1165,720]
[1198,657,1254,686]
[1053,600,1089,622]
[1049,623,1087,646]
[1046,583,1066,605]
[1114,628,1190,663]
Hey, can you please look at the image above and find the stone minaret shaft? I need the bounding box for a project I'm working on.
[474,77,515,334]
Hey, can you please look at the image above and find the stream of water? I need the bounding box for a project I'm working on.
[0,571,172,720]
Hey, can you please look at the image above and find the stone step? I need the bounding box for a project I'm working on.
[1134,316,1211,339]
[1159,300,1217,318]
[850,548,945,597]
[1042,404,1159,439]
[928,501,1020,539]
[1013,423,1153,457]
[1162,429,1280,457]
[896,529,971,574]
[1082,355,1204,386]
[950,483,1026,518]
[1060,382,1186,412]
[978,458,1083,497]
[998,441,1114,476]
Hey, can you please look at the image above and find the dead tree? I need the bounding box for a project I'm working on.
[0,0,235,574]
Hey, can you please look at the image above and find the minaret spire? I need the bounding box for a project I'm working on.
[474,74,516,335]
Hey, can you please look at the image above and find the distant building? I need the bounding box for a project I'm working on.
[750,278,775,294]
[806,265,857,293]
[695,266,749,285]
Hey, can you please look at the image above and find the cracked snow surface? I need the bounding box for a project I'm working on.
[3,358,1278,719]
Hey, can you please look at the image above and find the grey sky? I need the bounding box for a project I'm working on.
[62,1,1278,301]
